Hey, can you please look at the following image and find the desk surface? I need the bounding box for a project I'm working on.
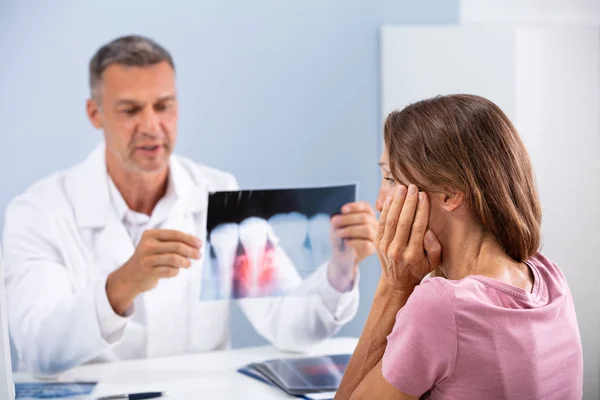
[15,337,359,399]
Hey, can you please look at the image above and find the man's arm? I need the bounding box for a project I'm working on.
[3,199,203,374]
[2,200,130,374]
[238,248,360,352]
[220,176,365,351]
[237,203,378,351]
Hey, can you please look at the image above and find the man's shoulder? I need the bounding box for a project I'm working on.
[173,154,239,191]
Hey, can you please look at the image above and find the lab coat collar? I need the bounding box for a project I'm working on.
[70,142,205,230]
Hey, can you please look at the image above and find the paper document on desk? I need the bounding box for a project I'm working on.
[201,184,357,301]
[238,353,350,399]
[15,381,97,398]
[303,393,338,400]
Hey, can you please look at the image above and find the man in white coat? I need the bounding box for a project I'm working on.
[1,35,378,375]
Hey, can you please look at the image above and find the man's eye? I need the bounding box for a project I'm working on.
[155,102,173,112]
[121,109,138,115]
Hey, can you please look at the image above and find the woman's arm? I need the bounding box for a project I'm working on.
[334,277,415,399]
[335,185,442,399]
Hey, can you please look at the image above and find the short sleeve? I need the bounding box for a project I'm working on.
[381,278,457,396]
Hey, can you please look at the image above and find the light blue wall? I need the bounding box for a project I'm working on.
[0,0,458,356]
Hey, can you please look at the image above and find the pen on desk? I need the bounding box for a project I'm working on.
[95,391,167,400]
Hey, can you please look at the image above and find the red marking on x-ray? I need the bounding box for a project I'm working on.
[233,240,277,298]
[233,243,251,298]
[259,240,276,289]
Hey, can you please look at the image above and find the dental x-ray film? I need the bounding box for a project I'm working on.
[200,184,357,301]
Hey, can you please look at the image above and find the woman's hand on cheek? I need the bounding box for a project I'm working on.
[375,184,442,290]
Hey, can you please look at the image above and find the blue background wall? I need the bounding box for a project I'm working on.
[0,0,458,356]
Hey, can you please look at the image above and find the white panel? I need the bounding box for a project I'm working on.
[515,26,600,398]
[380,25,517,123]
[461,0,600,25]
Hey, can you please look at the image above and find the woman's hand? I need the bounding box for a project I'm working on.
[376,184,442,289]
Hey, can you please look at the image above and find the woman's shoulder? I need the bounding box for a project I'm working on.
[526,252,572,299]
[527,252,565,279]
[423,252,570,307]
[405,277,457,314]
[419,274,473,298]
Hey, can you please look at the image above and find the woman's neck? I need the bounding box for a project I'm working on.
[439,220,533,292]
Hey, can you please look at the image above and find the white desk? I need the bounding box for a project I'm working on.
[14,337,358,399]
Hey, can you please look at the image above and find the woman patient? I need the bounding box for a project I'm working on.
[335,94,583,399]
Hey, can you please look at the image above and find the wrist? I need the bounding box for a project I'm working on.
[327,261,357,293]
[378,274,418,294]
[106,270,137,316]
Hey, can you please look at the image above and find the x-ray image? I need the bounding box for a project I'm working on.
[200,184,357,301]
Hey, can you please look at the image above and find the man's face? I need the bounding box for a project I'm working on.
[87,61,178,174]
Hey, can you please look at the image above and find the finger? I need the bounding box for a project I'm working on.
[341,201,376,215]
[381,185,408,250]
[335,224,376,241]
[424,229,442,268]
[147,229,202,249]
[154,241,201,259]
[393,184,419,247]
[149,254,192,269]
[153,266,181,279]
[331,212,375,228]
[405,192,430,264]
[377,196,392,244]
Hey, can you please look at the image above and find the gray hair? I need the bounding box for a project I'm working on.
[89,35,175,101]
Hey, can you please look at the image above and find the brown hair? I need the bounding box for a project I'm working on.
[89,35,175,101]
[384,94,542,262]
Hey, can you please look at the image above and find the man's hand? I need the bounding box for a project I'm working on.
[106,229,202,316]
[328,202,378,292]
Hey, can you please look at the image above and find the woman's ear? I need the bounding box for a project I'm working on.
[438,189,465,212]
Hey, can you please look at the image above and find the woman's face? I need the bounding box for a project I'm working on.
[376,148,446,235]
[376,149,397,213]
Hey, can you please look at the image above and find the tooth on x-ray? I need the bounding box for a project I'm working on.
[268,212,312,277]
[208,222,239,299]
[199,242,216,300]
[308,213,333,267]
[238,217,276,298]
[232,240,250,299]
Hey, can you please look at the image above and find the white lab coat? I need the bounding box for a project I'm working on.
[2,144,359,375]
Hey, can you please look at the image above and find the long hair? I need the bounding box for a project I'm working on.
[384,94,542,262]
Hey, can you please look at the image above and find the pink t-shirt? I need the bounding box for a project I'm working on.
[382,252,583,399]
